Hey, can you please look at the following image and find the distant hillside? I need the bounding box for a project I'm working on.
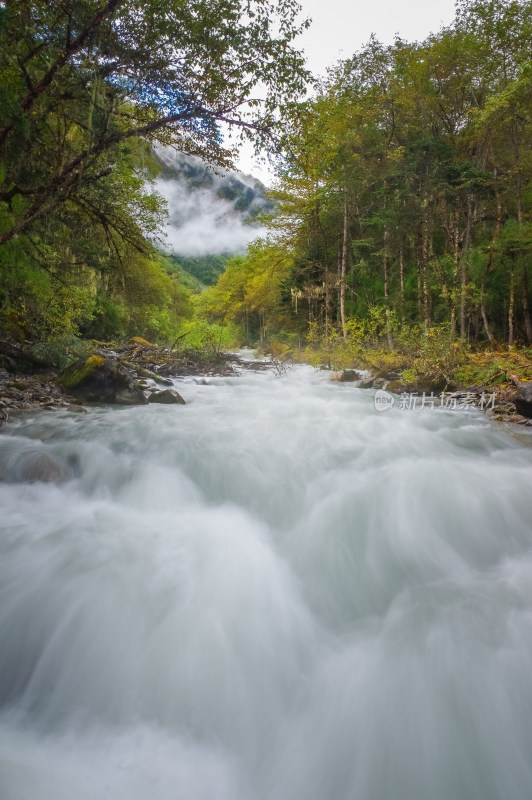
[163,253,230,288]
[153,146,273,260]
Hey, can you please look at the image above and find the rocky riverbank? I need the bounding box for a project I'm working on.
[0,369,83,425]
[0,338,249,426]
[332,367,532,428]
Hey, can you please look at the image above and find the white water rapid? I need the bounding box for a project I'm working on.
[1,363,532,800]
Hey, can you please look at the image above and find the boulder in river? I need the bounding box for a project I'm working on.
[515,382,532,418]
[20,452,67,483]
[59,355,148,405]
[148,388,186,405]
[373,377,387,389]
[337,370,361,382]
[358,376,375,389]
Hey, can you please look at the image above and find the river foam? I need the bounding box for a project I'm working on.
[1,365,532,799]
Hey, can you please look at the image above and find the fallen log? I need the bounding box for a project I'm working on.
[0,340,50,368]
[119,359,173,385]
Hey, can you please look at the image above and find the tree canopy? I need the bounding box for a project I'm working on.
[0,0,309,342]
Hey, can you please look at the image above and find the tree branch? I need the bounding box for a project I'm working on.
[0,0,124,151]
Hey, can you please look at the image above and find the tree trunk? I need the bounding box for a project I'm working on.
[450,207,460,338]
[480,265,497,347]
[521,267,532,344]
[0,340,50,368]
[514,152,532,344]
[508,262,515,348]
[460,194,473,340]
[480,171,502,348]
[399,243,405,324]
[383,225,393,349]
[340,193,348,340]
[419,190,431,330]
[316,204,330,332]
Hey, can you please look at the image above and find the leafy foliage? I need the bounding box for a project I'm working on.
[0,0,310,348]
[200,0,532,363]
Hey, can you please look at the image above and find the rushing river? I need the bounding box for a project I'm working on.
[1,362,532,800]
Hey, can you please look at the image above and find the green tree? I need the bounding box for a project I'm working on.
[0,0,310,246]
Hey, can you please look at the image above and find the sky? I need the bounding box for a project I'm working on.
[237,0,458,181]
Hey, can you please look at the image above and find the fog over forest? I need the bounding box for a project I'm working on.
[154,147,270,257]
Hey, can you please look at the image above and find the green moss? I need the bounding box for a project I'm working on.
[59,355,105,388]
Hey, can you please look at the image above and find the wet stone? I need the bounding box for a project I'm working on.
[20,453,67,484]
[148,389,186,405]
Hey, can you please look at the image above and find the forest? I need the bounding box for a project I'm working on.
[202,0,532,379]
[1,0,531,383]
[0,0,308,356]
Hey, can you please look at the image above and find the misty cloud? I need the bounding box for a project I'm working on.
[151,146,270,257]
[155,176,266,257]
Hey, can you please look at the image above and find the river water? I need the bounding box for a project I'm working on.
[1,362,532,800]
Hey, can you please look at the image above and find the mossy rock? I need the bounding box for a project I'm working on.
[59,355,105,389]
[58,355,147,405]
